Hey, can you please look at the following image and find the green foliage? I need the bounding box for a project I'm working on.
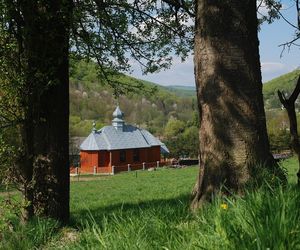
[164,117,186,137]
[181,126,199,157]
[0,195,18,234]
[0,132,18,183]
[70,116,104,137]
[164,85,196,97]
[164,126,199,158]
[0,27,23,179]
[163,114,199,158]
[257,0,282,25]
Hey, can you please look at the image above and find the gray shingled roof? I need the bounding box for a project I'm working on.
[80,124,170,153]
[80,106,169,154]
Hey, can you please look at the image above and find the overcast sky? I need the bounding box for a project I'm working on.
[130,1,299,87]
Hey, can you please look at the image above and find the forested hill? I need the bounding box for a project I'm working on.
[263,69,300,109]
[69,60,198,137]
[164,85,196,97]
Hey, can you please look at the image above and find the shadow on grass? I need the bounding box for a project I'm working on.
[69,193,193,228]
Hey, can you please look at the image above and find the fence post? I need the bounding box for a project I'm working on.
[142,162,146,171]
[93,166,97,175]
[157,161,160,168]
[76,167,79,175]
[112,165,115,175]
[128,164,131,171]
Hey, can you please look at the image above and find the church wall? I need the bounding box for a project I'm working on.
[147,146,161,162]
[80,150,99,173]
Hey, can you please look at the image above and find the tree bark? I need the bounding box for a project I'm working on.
[192,0,276,208]
[18,0,72,223]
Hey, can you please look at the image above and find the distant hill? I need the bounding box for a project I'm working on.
[69,60,197,137]
[167,85,196,91]
[164,85,196,97]
[163,69,300,102]
[162,69,300,104]
[263,69,300,109]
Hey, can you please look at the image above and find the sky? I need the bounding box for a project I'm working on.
[130,1,299,87]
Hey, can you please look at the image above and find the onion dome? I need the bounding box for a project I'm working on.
[112,106,125,131]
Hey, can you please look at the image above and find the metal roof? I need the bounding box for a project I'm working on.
[80,124,169,153]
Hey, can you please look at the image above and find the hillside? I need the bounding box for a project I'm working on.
[263,69,300,109]
[69,60,197,137]
[164,85,196,97]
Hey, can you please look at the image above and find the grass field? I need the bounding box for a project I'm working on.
[0,160,299,249]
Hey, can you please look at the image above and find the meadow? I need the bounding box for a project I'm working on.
[0,159,299,249]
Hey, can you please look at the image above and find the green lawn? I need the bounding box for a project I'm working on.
[71,167,197,221]
[0,161,299,249]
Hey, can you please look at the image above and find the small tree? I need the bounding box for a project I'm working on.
[278,75,300,185]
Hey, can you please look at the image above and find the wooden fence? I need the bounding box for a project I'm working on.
[70,160,171,175]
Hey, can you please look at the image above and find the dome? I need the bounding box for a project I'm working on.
[113,106,124,119]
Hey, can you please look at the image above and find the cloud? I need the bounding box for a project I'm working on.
[261,62,286,72]
[261,62,297,82]
[130,55,195,86]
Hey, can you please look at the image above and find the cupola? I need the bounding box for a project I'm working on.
[112,106,124,131]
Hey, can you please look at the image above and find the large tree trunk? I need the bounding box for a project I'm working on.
[19,0,72,223]
[192,0,275,208]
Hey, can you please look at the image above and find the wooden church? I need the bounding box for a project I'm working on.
[78,106,169,174]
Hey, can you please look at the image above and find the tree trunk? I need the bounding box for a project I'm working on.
[192,0,275,208]
[19,0,72,223]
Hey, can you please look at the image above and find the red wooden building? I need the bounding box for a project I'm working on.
[76,106,169,174]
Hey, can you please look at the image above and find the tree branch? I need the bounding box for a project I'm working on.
[297,0,300,30]
[277,90,288,108]
[271,1,299,30]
